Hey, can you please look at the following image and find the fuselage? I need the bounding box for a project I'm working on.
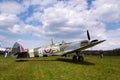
[28,40,89,57]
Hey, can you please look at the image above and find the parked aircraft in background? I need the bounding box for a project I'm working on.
[0,47,6,54]
[0,47,10,57]
[10,30,106,62]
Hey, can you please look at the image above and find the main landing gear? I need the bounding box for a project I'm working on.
[72,55,84,62]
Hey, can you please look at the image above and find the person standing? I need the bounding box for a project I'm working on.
[100,50,104,58]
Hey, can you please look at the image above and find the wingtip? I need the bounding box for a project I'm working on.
[102,40,106,42]
[99,40,106,43]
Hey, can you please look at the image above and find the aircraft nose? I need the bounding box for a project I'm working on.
[91,39,98,43]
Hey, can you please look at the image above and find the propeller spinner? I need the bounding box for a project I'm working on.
[87,30,98,42]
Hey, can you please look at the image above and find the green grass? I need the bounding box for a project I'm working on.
[0,55,120,80]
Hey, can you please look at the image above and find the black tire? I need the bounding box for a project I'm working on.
[72,55,77,62]
[43,54,48,57]
[78,56,84,62]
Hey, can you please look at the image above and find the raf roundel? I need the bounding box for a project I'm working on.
[44,48,51,53]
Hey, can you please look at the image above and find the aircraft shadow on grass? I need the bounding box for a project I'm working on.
[15,59,57,62]
[15,58,95,65]
[56,58,95,65]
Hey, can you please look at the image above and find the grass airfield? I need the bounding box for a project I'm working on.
[0,55,120,80]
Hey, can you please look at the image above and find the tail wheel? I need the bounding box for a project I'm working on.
[78,56,84,62]
[72,55,77,62]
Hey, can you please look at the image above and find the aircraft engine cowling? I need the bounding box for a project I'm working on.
[80,40,89,47]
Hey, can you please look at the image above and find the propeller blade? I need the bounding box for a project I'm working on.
[87,30,91,40]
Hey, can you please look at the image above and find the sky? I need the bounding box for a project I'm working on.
[0,0,120,50]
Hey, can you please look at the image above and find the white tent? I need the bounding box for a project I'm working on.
[0,48,6,51]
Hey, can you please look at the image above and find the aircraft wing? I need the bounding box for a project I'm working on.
[62,40,106,56]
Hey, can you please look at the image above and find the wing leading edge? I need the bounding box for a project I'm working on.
[62,40,106,56]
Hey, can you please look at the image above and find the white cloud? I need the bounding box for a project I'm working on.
[0,13,19,33]
[0,1,27,15]
[91,0,120,23]
[19,0,107,40]
[0,35,6,40]
[25,0,90,39]
[26,12,42,22]
[0,13,19,26]
[31,0,57,6]
[8,24,40,34]
[0,35,12,47]
[0,0,120,50]
[35,1,106,40]
[106,28,120,49]
[93,28,120,50]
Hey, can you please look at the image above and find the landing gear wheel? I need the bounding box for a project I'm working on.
[72,55,77,62]
[78,56,84,62]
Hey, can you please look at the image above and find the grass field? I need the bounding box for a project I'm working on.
[0,55,120,80]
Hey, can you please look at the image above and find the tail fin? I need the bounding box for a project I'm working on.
[12,42,25,53]
[11,42,25,58]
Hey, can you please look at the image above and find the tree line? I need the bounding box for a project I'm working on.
[83,48,120,56]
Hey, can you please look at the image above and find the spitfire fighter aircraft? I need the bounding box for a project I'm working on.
[11,30,106,62]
